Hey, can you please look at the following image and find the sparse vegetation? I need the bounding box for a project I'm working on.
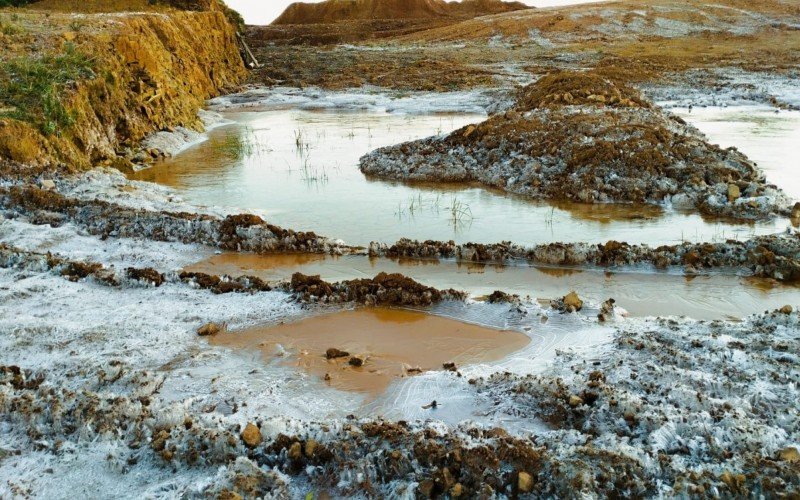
[0,43,94,135]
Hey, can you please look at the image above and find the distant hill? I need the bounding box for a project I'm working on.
[273,0,530,25]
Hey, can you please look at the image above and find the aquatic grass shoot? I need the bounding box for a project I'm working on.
[210,127,266,161]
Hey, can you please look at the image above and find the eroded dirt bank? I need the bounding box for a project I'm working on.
[0,0,245,174]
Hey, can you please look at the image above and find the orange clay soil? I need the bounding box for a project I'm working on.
[210,308,530,395]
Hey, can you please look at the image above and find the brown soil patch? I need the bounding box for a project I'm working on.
[210,308,529,394]
[272,0,529,25]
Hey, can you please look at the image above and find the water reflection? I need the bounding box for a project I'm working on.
[132,106,797,246]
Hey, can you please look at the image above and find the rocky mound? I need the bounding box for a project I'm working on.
[360,70,791,219]
[273,0,529,25]
[515,70,650,110]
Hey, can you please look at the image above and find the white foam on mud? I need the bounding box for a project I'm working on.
[139,110,233,158]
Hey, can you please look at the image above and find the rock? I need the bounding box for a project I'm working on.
[288,441,302,461]
[518,471,534,493]
[569,395,584,407]
[463,125,476,138]
[304,439,318,458]
[40,180,56,191]
[418,479,435,498]
[196,322,222,336]
[727,184,741,202]
[241,423,261,448]
[443,362,458,372]
[563,291,583,312]
[779,305,793,314]
[792,202,800,219]
[325,348,350,359]
[598,298,616,322]
[348,356,365,367]
[778,446,799,463]
[671,192,695,209]
[422,400,438,409]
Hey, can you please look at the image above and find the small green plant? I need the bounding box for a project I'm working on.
[0,15,23,36]
[211,127,261,160]
[0,42,94,135]
[448,197,474,226]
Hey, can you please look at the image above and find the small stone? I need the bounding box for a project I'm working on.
[325,348,349,359]
[791,202,800,219]
[241,423,261,448]
[418,479,435,498]
[462,125,476,138]
[197,322,222,336]
[563,291,583,312]
[727,184,741,202]
[779,305,793,314]
[40,179,56,191]
[518,471,534,493]
[569,395,584,407]
[304,439,318,458]
[443,362,457,372]
[348,356,364,367]
[288,441,302,460]
[778,446,799,463]
[218,490,243,500]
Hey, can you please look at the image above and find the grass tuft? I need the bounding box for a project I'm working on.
[0,42,95,135]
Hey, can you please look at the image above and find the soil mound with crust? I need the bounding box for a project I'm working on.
[273,0,529,25]
[360,70,792,219]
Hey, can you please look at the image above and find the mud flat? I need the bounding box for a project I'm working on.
[361,70,794,219]
[211,308,530,394]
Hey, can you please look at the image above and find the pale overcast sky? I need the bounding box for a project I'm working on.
[225,0,597,25]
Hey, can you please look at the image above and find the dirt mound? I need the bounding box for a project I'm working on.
[273,0,529,25]
[360,70,791,219]
[516,70,650,110]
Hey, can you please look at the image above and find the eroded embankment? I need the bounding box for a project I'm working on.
[360,70,794,219]
[0,243,464,307]
[369,235,800,282]
[0,2,245,174]
[3,182,800,282]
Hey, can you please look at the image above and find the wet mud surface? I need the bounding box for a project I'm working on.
[211,308,530,395]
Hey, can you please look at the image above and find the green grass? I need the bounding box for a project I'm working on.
[0,43,95,135]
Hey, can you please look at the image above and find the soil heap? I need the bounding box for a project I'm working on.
[273,0,529,24]
[360,70,792,219]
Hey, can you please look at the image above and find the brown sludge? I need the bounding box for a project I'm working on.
[210,308,530,395]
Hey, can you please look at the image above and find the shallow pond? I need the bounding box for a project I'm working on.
[210,308,529,395]
[131,102,798,247]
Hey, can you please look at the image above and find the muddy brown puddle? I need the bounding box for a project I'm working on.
[210,308,530,395]
[186,252,800,320]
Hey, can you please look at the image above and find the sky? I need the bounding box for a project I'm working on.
[224,0,595,26]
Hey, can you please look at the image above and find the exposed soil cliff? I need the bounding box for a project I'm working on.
[0,1,246,174]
